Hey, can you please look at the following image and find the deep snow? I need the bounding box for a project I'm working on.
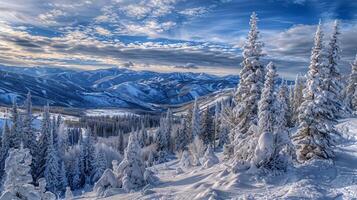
[74,118,357,200]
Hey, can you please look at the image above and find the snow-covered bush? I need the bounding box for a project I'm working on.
[188,136,205,166]
[179,150,192,168]
[202,146,219,168]
[93,169,120,197]
[65,187,74,200]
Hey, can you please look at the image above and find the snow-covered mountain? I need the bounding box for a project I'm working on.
[0,66,239,110]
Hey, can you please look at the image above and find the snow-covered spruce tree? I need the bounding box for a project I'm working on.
[22,92,37,167]
[79,131,96,185]
[92,148,107,183]
[218,103,230,147]
[10,99,22,149]
[230,12,265,166]
[116,132,146,192]
[345,54,357,111]
[34,105,52,181]
[253,62,278,168]
[0,120,11,178]
[58,161,68,194]
[278,80,293,127]
[293,22,334,162]
[155,118,169,152]
[292,74,305,124]
[201,107,214,145]
[175,118,188,152]
[191,97,201,139]
[71,158,81,190]
[323,20,344,118]
[44,130,60,194]
[138,122,148,147]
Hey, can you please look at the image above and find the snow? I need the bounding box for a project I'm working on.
[85,109,138,117]
[77,117,357,199]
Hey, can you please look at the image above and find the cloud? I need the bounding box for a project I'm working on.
[179,7,208,17]
[123,61,134,68]
[174,63,199,69]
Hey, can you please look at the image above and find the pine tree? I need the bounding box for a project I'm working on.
[22,92,37,159]
[92,148,107,183]
[292,74,305,124]
[79,131,96,185]
[293,22,334,161]
[278,80,293,127]
[323,20,344,118]
[345,54,357,111]
[0,120,11,178]
[58,161,68,194]
[10,99,22,149]
[117,132,145,192]
[34,104,52,181]
[44,130,60,193]
[231,12,265,144]
[201,107,214,145]
[71,158,81,190]
[175,118,188,152]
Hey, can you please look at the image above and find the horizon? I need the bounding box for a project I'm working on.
[0,0,356,79]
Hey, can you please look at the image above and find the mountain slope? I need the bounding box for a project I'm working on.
[0,67,239,110]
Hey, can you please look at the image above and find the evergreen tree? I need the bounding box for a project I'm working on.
[117,132,146,192]
[34,104,52,181]
[10,99,22,149]
[201,107,214,145]
[79,131,96,185]
[44,130,60,193]
[58,161,68,194]
[175,118,188,152]
[293,22,334,161]
[345,54,357,111]
[22,92,37,160]
[231,12,265,140]
[292,74,305,124]
[323,20,344,118]
[92,148,107,183]
[278,80,293,127]
[0,120,11,180]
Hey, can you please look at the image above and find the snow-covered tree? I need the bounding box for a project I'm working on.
[58,161,68,194]
[0,120,11,178]
[231,12,265,139]
[115,132,146,192]
[92,148,107,183]
[10,99,22,149]
[1,146,39,199]
[345,54,357,111]
[22,92,37,155]
[201,107,214,145]
[0,146,55,200]
[35,105,52,181]
[175,118,188,152]
[323,20,344,118]
[65,187,74,200]
[44,130,60,194]
[253,62,278,167]
[292,74,305,124]
[202,146,219,168]
[293,22,334,162]
[278,80,293,127]
[71,158,81,190]
[79,132,96,185]
[191,98,201,139]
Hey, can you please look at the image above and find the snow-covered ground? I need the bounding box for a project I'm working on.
[77,118,357,200]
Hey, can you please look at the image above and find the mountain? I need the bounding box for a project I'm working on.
[0,66,239,110]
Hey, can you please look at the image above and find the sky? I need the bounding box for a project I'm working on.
[0,0,356,79]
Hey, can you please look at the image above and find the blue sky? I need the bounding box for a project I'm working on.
[0,0,356,78]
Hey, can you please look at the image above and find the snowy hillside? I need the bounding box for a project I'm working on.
[0,67,239,110]
[76,118,357,200]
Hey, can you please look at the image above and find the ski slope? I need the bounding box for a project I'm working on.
[79,118,357,200]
